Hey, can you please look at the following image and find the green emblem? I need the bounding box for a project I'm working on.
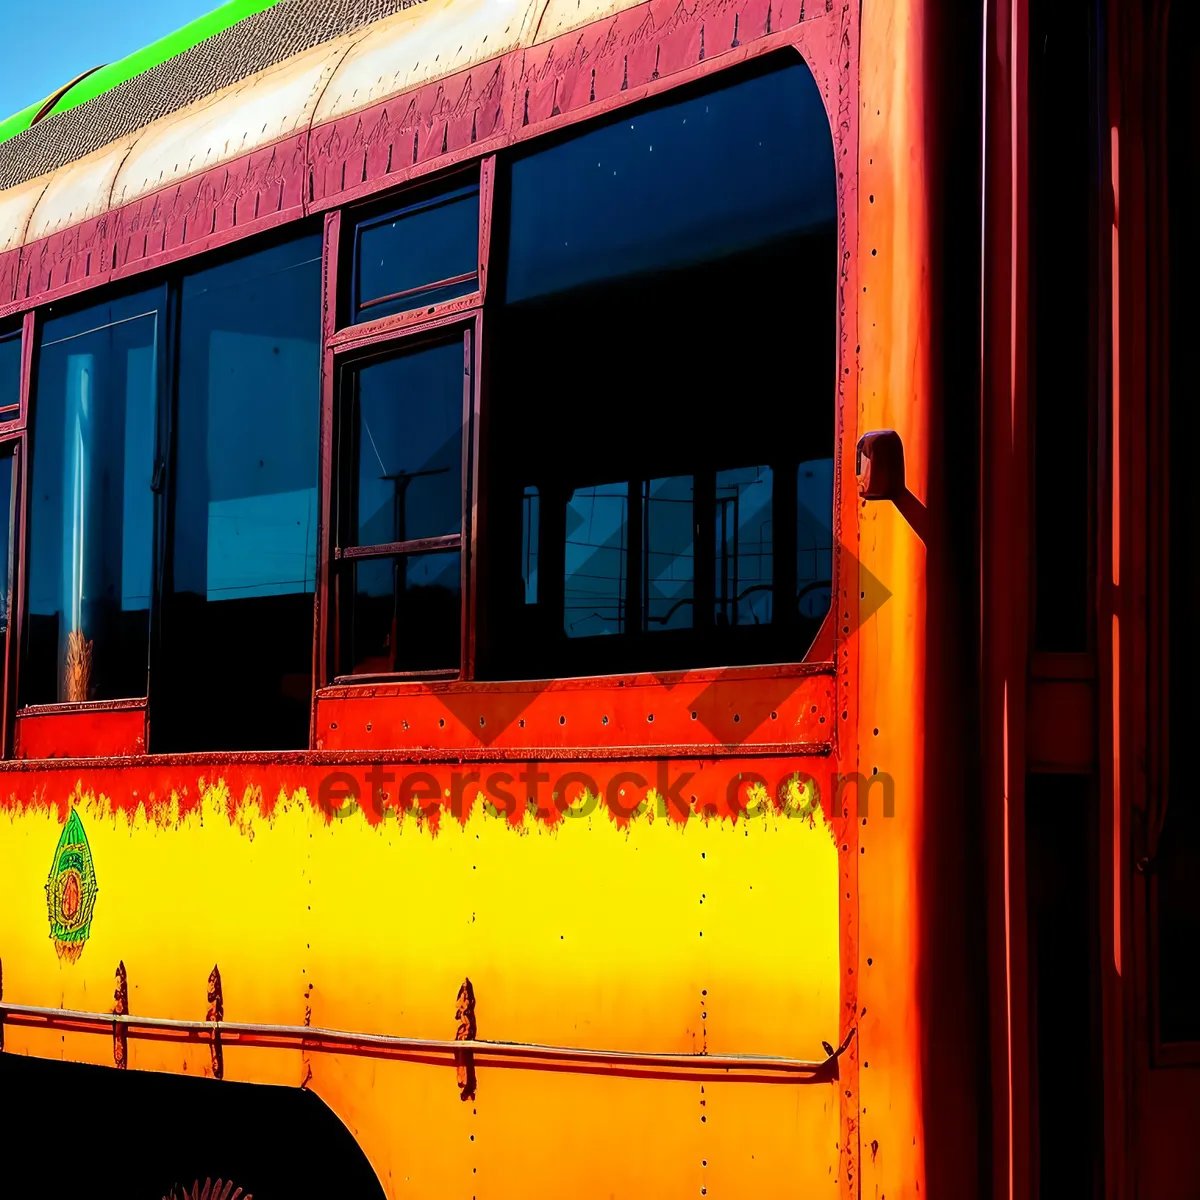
[45,809,98,963]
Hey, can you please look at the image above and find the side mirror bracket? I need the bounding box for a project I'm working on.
[856,430,906,501]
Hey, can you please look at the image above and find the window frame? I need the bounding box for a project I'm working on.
[0,434,22,759]
[5,227,329,754]
[327,313,481,684]
[349,177,483,326]
[16,281,171,718]
[315,159,494,691]
[331,159,494,345]
[0,312,32,433]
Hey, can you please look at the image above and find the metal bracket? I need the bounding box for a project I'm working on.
[206,964,224,1080]
[113,960,129,1068]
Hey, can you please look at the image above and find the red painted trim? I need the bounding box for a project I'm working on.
[313,208,341,733]
[328,303,480,357]
[0,436,19,760]
[14,703,146,759]
[316,660,834,755]
[0,160,305,317]
[328,289,484,345]
[337,534,461,560]
[478,154,496,305]
[10,311,32,435]
[18,696,147,716]
[0,313,30,436]
[10,389,31,730]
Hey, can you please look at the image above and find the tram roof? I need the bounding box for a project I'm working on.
[0,0,628,272]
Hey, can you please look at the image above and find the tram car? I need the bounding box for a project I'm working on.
[0,0,1192,1195]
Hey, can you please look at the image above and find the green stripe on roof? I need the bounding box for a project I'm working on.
[0,0,280,149]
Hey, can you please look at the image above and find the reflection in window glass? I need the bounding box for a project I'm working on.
[522,486,539,605]
[0,330,21,418]
[565,483,628,637]
[348,550,461,674]
[506,67,835,304]
[715,466,773,627]
[353,339,463,547]
[354,183,479,323]
[797,458,834,620]
[158,235,322,751]
[24,290,161,705]
[0,450,13,634]
[644,475,693,630]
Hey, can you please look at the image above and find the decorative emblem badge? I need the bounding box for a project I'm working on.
[45,809,98,963]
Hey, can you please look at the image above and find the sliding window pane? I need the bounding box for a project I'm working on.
[353,338,464,546]
[644,475,693,631]
[354,183,479,323]
[24,290,161,705]
[346,550,461,675]
[0,450,13,635]
[158,234,322,751]
[715,465,773,627]
[0,330,20,419]
[565,483,628,638]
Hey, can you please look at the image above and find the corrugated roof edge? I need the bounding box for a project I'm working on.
[0,0,280,147]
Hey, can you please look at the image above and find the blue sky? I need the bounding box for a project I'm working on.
[1,1,212,123]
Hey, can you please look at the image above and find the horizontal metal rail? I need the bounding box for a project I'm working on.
[0,1001,850,1083]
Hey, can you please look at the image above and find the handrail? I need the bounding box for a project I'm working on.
[0,999,852,1083]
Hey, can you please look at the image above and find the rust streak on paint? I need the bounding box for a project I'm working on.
[112,960,129,1069]
[455,977,478,1100]
[207,964,224,1080]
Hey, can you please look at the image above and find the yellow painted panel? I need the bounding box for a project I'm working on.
[0,767,840,1196]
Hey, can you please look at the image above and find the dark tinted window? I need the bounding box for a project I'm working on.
[155,235,321,751]
[485,60,837,679]
[1030,0,1097,651]
[0,330,20,420]
[24,289,162,704]
[353,181,479,323]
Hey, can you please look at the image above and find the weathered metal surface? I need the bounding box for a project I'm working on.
[310,0,542,126]
[14,703,146,760]
[315,667,836,755]
[0,761,844,1193]
[0,0,840,317]
[0,997,847,1080]
[22,136,137,245]
[107,40,341,215]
